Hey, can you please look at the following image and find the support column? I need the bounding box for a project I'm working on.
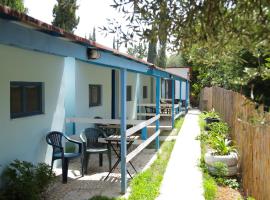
[120,69,127,194]
[111,69,116,119]
[179,80,182,112]
[185,80,189,112]
[171,80,175,128]
[155,77,160,150]
[64,57,76,135]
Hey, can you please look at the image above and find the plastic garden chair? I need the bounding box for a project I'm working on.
[144,106,156,119]
[46,131,84,183]
[80,128,112,174]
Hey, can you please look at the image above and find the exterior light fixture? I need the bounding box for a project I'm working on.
[87,47,100,59]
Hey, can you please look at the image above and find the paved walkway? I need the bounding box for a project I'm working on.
[156,109,204,200]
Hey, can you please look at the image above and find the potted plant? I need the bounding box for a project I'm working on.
[203,110,220,124]
[205,136,238,176]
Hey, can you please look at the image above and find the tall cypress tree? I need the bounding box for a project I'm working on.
[0,0,26,13]
[52,0,80,33]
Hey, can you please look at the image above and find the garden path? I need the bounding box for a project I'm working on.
[156,109,204,200]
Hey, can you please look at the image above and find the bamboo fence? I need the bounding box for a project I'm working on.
[200,86,270,200]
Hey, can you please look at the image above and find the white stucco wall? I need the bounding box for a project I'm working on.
[116,72,153,119]
[0,44,66,175]
[75,60,112,132]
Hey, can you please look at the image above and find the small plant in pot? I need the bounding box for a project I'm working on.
[205,136,238,176]
[203,110,220,124]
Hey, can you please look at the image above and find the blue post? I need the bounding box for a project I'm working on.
[141,127,147,140]
[171,80,175,128]
[64,57,76,135]
[179,80,182,112]
[155,77,160,150]
[111,69,116,119]
[120,69,127,194]
[185,80,189,112]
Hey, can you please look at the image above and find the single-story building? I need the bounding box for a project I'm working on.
[0,5,189,193]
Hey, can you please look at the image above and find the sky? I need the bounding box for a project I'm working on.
[24,0,123,50]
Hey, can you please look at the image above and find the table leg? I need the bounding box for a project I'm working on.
[105,142,135,180]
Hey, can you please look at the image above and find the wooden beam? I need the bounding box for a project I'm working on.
[137,113,172,117]
[137,103,179,108]
[174,112,182,120]
[126,114,160,137]
[126,130,160,163]
[66,118,143,125]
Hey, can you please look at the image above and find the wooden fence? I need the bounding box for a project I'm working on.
[200,86,270,200]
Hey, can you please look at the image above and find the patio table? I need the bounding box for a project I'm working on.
[97,124,121,135]
[104,135,139,180]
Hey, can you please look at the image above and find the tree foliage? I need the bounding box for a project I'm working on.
[0,0,27,13]
[127,42,147,59]
[52,0,80,33]
[89,27,96,41]
[104,0,270,105]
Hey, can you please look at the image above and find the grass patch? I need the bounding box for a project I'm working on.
[90,141,176,200]
[203,173,218,200]
[198,114,218,200]
[159,130,171,136]
[174,117,184,130]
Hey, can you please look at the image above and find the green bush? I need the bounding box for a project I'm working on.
[201,111,220,120]
[213,162,228,177]
[210,137,236,155]
[1,160,55,200]
[203,173,217,200]
[207,122,229,139]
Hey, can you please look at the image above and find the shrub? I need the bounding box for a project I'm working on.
[207,122,229,139]
[213,162,228,177]
[1,160,55,200]
[201,110,220,120]
[210,137,236,156]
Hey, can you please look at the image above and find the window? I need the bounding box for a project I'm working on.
[10,82,43,119]
[89,84,102,107]
[143,86,148,99]
[127,85,132,101]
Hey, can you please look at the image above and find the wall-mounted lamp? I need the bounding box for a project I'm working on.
[87,47,101,59]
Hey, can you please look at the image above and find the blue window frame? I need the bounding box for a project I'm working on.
[10,82,43,119]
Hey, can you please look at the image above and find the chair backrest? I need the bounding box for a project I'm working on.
[46,131,64,154]
[145,106,156,113]
[81,128,107,148]
[94,116,103,128]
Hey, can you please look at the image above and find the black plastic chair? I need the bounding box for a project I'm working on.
[80,128,112,174]
[46,131,84,183]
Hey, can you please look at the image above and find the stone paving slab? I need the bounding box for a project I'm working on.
[45,148,157,200]
[156,109,204,200]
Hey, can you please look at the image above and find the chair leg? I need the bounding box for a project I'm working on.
[50,158,54,172]
[81,156,84,177]
[62,158,69,183]
[99,153,103,166]
[84,154,90,174]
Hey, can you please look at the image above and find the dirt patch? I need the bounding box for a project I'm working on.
[216,186,242,200]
